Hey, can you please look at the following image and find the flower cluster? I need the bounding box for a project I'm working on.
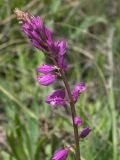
[15,9,91,160]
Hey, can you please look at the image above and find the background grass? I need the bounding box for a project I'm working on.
[0,0,120,159]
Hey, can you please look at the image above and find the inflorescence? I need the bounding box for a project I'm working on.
[15,9,91,160]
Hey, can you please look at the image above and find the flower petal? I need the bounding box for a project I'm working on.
[16,10,67,55]
[32,40,42,49]
[36,64,55,74]
[73,82,86,103]
[31,16,43,30]
[44,27,53,41]
[46,90,66,106]
[51,90,65,98]
[57,55,67,71]
[57,40,67,55]
[37,74,56,86]
[52,148,69,160]
[74,116,83,126]
[47,97,66,106]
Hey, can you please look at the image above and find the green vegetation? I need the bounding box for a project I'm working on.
[0,0,120,159]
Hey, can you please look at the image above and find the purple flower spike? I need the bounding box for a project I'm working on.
[37,74,56,86]
[80,127,91,138]
[74,116,83,126]
[52,148,69,160]
[15,9,67,57]
[73,82,86,103]
[16,10,54,53]
[46,90,66,106]
[36,64,55,74]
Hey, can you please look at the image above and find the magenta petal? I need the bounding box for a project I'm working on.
[52,149,69,160]
[74,116,83,126]
[31,31,40,40]
[47,97,66,106]
[48,90,65,98]
[48,42,59,55]
[80,127,91,138]
[23,23,31,30]
[57,55,67,71]
[23,28,33,39]
[37,74,56,86]
[46,90,66,106]
[32,40,42,49]
[44,27,53,41]
[36,64,55,73]
[31,16,43,30]
[73,82,86,103]
[57,40,67,55]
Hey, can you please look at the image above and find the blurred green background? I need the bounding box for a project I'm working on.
[0,0,120,159]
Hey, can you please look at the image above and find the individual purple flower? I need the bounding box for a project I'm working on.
[36,64,55,74]
[46,90,66,106]
[37,74,57,86]
[73,82,86,103]
[56,40,67,71]
[52,148,69,160]
[56,40,67,56]
[80,127,91,138]
[74,116,83,126]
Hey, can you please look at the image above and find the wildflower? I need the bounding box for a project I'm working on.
[36,64,55,74]
[46,90,66,106]
[52,148,69,160]
[73,82,86,103]
[80,127,91,138]
[74,116,83,126]
[37,74,57,86]
[16,10,90,160]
